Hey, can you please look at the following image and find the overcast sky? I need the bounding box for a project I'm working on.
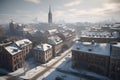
[0,0,120,23]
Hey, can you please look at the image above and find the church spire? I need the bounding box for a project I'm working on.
[48,5,52,24]
[49,5,51,13]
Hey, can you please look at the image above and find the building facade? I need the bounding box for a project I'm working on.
[110,43,120,80]
[72,41,120,80]
[0,43,23,71]
[72,41,110,76]
[33,43,52,63]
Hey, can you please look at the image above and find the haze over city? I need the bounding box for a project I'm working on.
[0,0,120,23]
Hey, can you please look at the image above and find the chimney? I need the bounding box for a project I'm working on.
[91,40,95,45]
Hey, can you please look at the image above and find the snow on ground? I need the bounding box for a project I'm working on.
[37,52,86,80]
[37,52,110,80]
[38,68,83,80]
[2,48,72,79]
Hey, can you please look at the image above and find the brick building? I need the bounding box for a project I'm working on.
[0,43,23,71]
[110,43,120,80]
[0,39,32,71]
[72,41,120,80]
[33,43,52,63]
[80,31,120,43]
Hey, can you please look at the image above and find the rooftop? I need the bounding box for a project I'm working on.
[112,42,120,48]
[47,35,63,45]
[81,31,119,38]
[72,41,110,56]
[15,39,32,48]
[34,43,52,51]
[5,43,22,55]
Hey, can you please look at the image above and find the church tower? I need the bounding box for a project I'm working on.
[48,6,52,24]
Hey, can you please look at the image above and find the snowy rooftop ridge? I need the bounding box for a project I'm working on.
[15,39,32,48]
[72,41,110,56]
[47,35,63,45]
[34,43,52,51]
[81,31,119,38]
[5,43,22,55]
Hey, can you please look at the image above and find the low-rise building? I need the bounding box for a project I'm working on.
[33,43,52,63]
[110,43,120,80]
[0,43,23,71]
[47,35,63,57]
[72,41,110,76]
[0,39,32,71]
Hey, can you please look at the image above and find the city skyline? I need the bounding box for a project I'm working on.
[0,0,120,23]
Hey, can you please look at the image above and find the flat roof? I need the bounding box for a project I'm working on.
[72,41,110,56]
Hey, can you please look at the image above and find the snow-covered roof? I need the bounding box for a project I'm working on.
[81,31,119,38]
[15,39,32,48]
[47,35,63,45]
[47,29,58,34]
[62,32,72,37]
[112,43,120,48]
[72,41,110,56]
[34,43,52,51]
[5,43,22,55]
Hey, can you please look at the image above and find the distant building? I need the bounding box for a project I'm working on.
[47,35,63,57]
[33,43,52,63]
[45,29,58,37]
[57,28,76,48]
[9,20,17,34]
[48,6,52,24]
[80,30,120,43]
[72,41,110,76]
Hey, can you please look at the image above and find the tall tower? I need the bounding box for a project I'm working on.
[48,6,52,24]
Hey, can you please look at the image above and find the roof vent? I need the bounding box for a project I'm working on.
[76,47,80,50]
[24,41,29,44]
[47,46,50,48]
[13,49,18,52]
[88,48,92,51]
[91,40,95,45]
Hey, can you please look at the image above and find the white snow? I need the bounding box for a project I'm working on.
[15,39,32,48]
[47,35,63,45]
[81,31,119,38]
[6,48,71,80]
[34,43,52,51]
[5,43,22,55]
[112,42,120,48]
[72,41,110,56]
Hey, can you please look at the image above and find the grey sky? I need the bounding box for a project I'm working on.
[0,0,120,23]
